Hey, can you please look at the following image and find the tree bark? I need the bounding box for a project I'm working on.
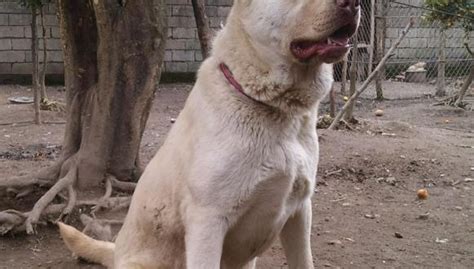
[0,0,167,235]
[31,7,40,124]
[191,0,211,58]
[58,0,167,189]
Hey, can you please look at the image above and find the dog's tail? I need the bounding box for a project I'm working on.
[58,222,115,268]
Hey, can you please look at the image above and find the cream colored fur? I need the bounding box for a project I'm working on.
[59,0,359,268]
[58,222,115,267]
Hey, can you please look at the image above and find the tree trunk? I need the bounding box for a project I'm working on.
[39,5,48,101]
[374,0,387,101]
[58,0,167,189]
[31,7,41,124]
[436,29,446,97]
[191,0,211,58]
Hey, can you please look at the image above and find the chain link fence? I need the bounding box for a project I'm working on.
[334,0,473,97]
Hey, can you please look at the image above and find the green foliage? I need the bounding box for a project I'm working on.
[423,0,474,31]
[17,0,48,9]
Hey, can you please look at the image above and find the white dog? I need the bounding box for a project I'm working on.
[59,0,360,268]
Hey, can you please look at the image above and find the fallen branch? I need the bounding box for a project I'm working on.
[328,19,415,130]
[325,169,343,177]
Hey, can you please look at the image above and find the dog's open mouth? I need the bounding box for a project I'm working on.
[290,22,358,62]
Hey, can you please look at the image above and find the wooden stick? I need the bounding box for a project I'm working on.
[328,19,415,130]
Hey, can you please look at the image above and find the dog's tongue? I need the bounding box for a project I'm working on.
[291,37,349,61]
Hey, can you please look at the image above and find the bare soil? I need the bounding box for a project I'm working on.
[0,82,473,269]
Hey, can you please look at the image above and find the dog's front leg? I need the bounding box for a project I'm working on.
[280,200,314,269]
[185,207,227,269]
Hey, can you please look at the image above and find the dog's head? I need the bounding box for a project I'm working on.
[235,0,360,65]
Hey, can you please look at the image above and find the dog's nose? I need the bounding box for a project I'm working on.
[336,0,360,16]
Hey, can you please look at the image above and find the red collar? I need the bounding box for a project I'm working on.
[219,63,260,103]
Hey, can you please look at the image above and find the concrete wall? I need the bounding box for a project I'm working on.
[0,1,62,75]
[385,0,473,62]
[164,0,231,73]
[0,0,471,76]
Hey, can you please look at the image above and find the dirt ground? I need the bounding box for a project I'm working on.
[0,82,473,269]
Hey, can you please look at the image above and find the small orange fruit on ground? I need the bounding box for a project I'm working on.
[417,189,428,200]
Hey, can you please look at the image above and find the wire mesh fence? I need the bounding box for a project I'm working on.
[334,0,473,97]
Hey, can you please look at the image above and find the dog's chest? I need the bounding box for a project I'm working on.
[222,129,318,265]
[285,139,317,199]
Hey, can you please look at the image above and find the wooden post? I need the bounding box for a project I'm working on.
[39,5,48,102]
[436,29,446,97]
[329,85,336,118]
[374,0,387,100]
[344,34,359,122]
[340,55,348,95]
[31,7,41,124]
[368,0,376,74]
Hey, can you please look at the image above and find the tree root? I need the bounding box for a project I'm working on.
[90,197,132,213]
[0,210,27,235]
[58,185,77,221]
[0,162,61,189]
[0,164,136,235]
[0,205,65,235]
[108,174,136,193]
[80,214,113,241]
[25,166,78,234]
[91,178,112,216]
